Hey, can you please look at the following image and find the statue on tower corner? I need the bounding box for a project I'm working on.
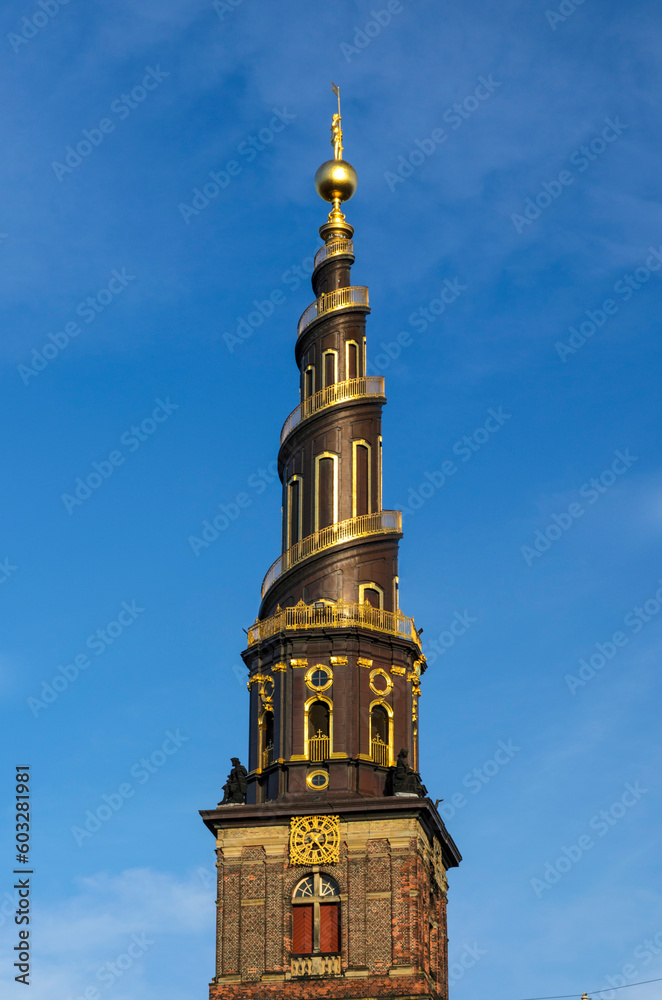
[219,757,247,805]
[392,748,427,797]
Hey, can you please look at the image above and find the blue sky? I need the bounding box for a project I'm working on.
[1,0,661,997]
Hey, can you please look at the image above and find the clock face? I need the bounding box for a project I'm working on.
[290,814,340,865]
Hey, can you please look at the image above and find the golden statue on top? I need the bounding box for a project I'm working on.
[331,113,343,160]
[315,82,357,224]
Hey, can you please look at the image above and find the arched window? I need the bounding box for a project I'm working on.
[352,440,371,517]
[323,350,337,388]
[315,453,338,531]
[359,582,384,609]
[292,874,340,955]
[307,699,330,762]
[287,476,302,548]
[346,340,359,380]
[370,703,390,766]
[304,365,315,399]
[261,709,274,769]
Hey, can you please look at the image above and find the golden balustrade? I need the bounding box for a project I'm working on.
[308,730,330,762]
[371,736,390,767]
[313,238,354,270]
[246,598,421,650]
[261,510,401,598]
[280,376,385,445]
[297,285,369,338]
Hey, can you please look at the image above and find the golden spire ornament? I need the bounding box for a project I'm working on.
[314,82,357,238]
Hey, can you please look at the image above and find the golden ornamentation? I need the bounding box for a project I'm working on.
[280,376,384,446]
[247,673,274,703]
[261,509,400,598]
[306,769,329,790]
[370,735,390,767]
[391,666,406,676]
[247,599,421,650]
[298,285,369,339]
[272,662,287,672]
[314,238,354,271]
[369,668,392,696]
[357,657,373,669]
[290,658,308,668]
[289,815,340,865]
[330,656,348,665]
[305,664,333,693]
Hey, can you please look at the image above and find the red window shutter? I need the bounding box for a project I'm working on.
[319,903,340,953]
[292,905,313,954]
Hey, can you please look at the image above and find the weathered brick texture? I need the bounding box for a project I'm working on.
[209,818,449,1000]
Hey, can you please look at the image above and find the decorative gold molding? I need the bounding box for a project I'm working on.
[369,668,392,695]
[357,657,373,668]
[391,666,406,676]
[290,658,308,668]
[272,662,287,672]
[330,655,348,665]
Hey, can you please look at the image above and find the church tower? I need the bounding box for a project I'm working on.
[200,90,461,1000]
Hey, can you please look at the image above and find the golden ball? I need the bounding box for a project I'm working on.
[314,159,358,203]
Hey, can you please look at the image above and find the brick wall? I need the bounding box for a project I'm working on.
[209,816,448,1000]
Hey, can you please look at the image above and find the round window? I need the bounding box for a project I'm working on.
[306,770,329,790]
[305,664,333,692]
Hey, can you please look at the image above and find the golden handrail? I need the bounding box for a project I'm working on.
[280,376,385,445]
[371,736,390,768]
[313,238,354,270]
[261,510,401,598]
[247,599,420,650]
[297,285,369,338]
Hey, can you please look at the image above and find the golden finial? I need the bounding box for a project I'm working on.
[315,82,357,238]
[330,81,343,159]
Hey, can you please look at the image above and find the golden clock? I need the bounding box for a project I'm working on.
[290,815,340,865]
